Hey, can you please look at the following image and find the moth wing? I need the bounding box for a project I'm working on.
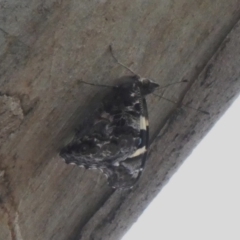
[60,84,142,169]
[60,79,150,189]
[104,98,149,189]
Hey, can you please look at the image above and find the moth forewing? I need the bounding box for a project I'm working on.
[60,45,160,189]
[60,75,157,189]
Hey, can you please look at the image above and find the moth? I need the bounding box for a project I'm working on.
[60,46,207,189]
[60,46,159,189]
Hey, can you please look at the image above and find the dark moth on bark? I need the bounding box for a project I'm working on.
[60,75,159,189]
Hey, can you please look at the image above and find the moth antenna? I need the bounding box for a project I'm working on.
[158,80,188,89]
[109,46,190,88]
[78,80,115,88]
[109,45,141,77]
[153,93,209,115]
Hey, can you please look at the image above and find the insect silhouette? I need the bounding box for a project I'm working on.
[60,45,207,189]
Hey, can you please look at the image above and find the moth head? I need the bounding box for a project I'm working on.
[138,78,159,96]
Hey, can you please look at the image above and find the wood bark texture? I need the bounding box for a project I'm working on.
[0,1,240,240]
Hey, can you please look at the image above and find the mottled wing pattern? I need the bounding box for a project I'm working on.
[105,97,149,188]
[60,76,149,188]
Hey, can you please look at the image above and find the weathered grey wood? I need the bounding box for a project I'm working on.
[79,20,240,240]
[0,1,240,240]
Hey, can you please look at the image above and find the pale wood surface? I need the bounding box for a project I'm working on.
[0,1,240,240]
